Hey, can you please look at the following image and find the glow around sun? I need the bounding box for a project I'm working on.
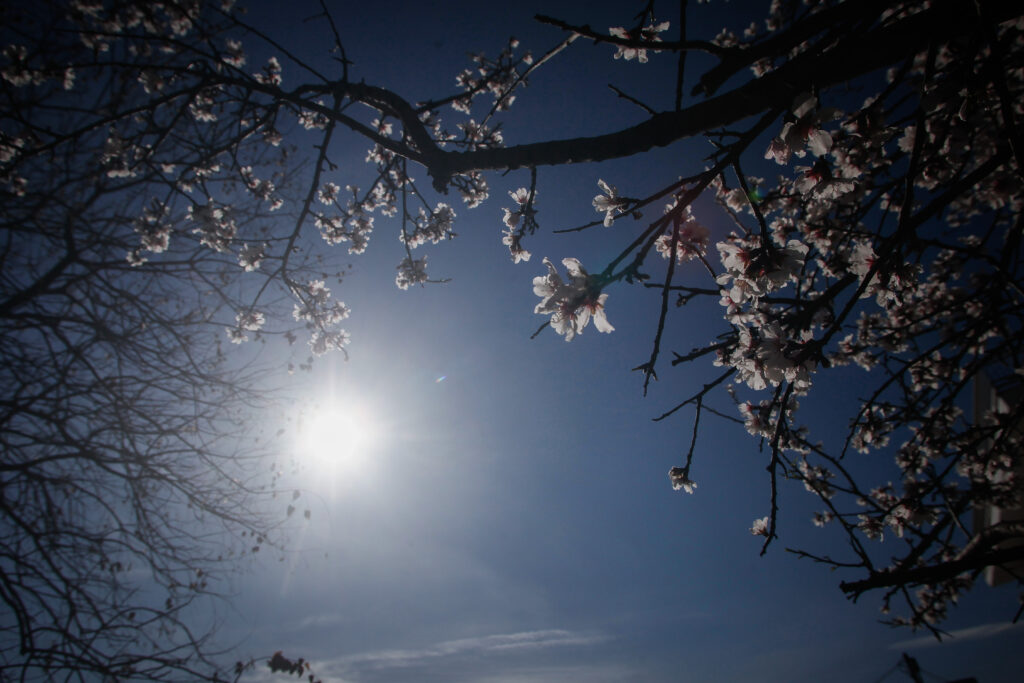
[296,399,380,477]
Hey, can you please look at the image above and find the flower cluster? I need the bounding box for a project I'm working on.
[396,256,429,290]
[501,187,537,264]
[401,203,456,248]
[668,467,697,494]
[716,237,808,306]
[608,21,670,63]
[187,201,237,253]
[127,200,172,266]
[237,242,266,272]
[764,93,840,165]
[228,310,265,344]
[292,280,349,327]
[314,186,376,254]
[654,207,710,263]
[717,323,815,392]
[451,37,531,114]
[592,179,629,227]
[533,258,614,341]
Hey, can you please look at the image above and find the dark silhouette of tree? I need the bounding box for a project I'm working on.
[1,1,317,679]
[2,0,1023,677]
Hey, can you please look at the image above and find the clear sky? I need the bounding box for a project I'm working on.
[216,2,1024,681]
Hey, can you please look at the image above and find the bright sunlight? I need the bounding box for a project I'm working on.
[296,399,380,477]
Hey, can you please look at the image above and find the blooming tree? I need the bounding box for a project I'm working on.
[3,0,1024,675]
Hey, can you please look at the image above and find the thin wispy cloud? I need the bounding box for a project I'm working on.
[293,613,350,631]
[334,629,609,670]
[461,662,638,683]
[889,620,1024,649]
[234,630,615,683]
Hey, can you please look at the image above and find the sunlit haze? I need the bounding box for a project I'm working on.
[296,399,381,478]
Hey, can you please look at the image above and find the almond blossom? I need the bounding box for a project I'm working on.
[502,187,536,230]
[533,258,614,341]
[502,228,532,263]
[765,92,841,164]
[655,210,710,263]
[396,256,429,290]
[668,467,697,494]
[608,21,670,63]
[592,179,628,227]
[716,236,809,304]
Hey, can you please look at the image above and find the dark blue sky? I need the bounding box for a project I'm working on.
[221,2,1024,681]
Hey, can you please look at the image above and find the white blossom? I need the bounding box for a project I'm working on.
[318,182,340,205]
[668,467,697,493]
[236,310,265,331]
[655,211,710,263]
[592,179,628,227]
[396,256,429,290]
[765,93,841,165]
[533,257,614,341]
[238,243,266,271]
[402,203,456,248]
[608,21,670,63]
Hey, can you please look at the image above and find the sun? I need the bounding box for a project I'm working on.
[296,400,380,476]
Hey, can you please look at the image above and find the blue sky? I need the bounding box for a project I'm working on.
[217,2,1024,681]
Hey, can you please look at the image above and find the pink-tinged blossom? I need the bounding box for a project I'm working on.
[716,237,809,304]
[717,321,815,392]
[533,257,614,341]
[739,402,771,437]
[848,239,877,293]
[765,136,792,165]
[502,187,536,230]
[593,179,628,227]
[766,92,840,164]
[318,182,340,205]
[608,21,670,63]
[253,56,281,86]
[655,215,710,263]
[793,159,855,199]
[222,38,245,67]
